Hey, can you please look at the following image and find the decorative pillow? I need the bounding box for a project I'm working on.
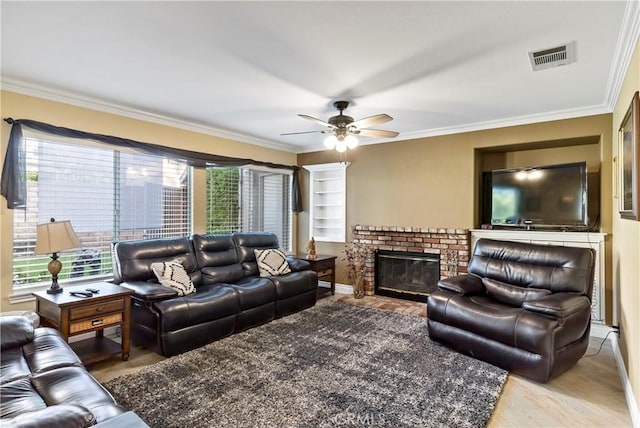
[151,260,195,296]
[482,277,551,307]
[254,248,292,277]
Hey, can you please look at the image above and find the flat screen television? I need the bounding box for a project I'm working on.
[487,162,589,229]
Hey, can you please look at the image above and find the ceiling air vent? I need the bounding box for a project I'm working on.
[529,42,575,71]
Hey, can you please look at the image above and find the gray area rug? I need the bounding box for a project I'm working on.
[105,302,507,427]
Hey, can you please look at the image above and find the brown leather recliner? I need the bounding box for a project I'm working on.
[427,238,596,383]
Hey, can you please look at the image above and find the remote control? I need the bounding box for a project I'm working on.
[70,291,93,298]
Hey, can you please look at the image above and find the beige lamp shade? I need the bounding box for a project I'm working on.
[34,220,82,255]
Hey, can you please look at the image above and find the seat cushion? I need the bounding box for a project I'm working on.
[154,284,239,332]
[1,328,82,385]
[427,291,560,354]
[229,277,276,309]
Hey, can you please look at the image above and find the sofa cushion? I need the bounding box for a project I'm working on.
[229,277,276,309]
[482,277,551,307]
[427,292,560,353]
[0,403,96,428]
[153,284,239,332]
[0,317,35,350]
[254,249,291,277]
[233,232,280,277]
[113,237,201,287]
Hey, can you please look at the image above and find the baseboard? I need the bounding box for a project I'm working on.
[611,333,640,427]
[319,281,352,295]
[590,322,615,339]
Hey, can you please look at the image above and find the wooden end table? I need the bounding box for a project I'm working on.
[293,254,337,295]
[33,282,132,365]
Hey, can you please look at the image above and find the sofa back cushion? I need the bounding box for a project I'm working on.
[191,234,244,284]
[468,238,595,296]
[113,237,201,286]
[482,277,552,307]
[233,232,280,277]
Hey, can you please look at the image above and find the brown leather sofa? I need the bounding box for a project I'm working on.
[427,238,596,383]
[112,232,318,357]
[0,315,147,427]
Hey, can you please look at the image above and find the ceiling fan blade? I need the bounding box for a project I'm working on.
[357,129,399,138]
[298,114,334,128]
[281,130,328,136]
[350,114,393,129]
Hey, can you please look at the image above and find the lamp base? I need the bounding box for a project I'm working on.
[46,286,63,294]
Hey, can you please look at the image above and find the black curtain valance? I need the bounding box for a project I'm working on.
[1,118,302,211]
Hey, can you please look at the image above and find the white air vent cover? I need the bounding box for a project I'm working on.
[529,42,575,71]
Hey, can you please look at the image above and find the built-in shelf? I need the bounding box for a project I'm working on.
[304,162,349,243]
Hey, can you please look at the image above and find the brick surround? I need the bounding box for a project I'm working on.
[351,225,470,296]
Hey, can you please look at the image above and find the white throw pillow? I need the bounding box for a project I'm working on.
[254,248,292,277]
[151,260,195,296]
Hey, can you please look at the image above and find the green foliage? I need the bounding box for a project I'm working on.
[206,168,240,233]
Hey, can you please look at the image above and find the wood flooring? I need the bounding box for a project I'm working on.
[90,293,633,428]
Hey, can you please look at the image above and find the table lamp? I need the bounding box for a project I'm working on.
[34,218,82,294]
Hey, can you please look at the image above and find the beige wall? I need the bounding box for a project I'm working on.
[611,38,640,412]
[0,90,297,312]
[298,114,613,314]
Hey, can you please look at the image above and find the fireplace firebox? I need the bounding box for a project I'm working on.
[374,250,440,302]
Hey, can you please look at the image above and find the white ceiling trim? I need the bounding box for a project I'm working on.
[300,104,612,154]
[604,0,640,110]
[1,78,300,153]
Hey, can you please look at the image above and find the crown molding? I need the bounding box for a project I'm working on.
[298,104,612,153]
[1,78,300,153]
[604,0,640,110]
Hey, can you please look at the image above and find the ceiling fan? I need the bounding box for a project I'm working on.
[282,101,399,152]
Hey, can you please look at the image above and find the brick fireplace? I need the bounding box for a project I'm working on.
[351,225,470,296]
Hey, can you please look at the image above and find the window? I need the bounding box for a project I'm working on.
[13,136,191,288]
[206,166,292,251]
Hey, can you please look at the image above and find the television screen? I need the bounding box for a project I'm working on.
[490,162,588,228]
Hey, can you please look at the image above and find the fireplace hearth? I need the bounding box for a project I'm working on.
[375,250,439,302]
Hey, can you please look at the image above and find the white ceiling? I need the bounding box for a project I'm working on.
[1,1,638,153]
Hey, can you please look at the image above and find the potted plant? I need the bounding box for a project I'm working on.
[342,240,373,299]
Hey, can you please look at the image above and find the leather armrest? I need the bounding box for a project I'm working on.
[436,274,484,296]
[1,403,96,427]
[118,281,178,301]
[287,258,310,272]
[0,316,35,350]
[522,293,591,318]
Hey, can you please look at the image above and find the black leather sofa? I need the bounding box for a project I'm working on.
[427,238,596,383]
[0,315,147,427]
[112,232,318,357]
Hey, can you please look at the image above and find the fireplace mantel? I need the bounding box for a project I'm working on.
[351,225,470,296]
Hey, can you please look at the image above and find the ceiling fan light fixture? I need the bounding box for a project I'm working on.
[335,140,348,152]
[324,134,338,149]
[345,134,359,149]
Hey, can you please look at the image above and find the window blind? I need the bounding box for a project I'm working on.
[13,137,191,288]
